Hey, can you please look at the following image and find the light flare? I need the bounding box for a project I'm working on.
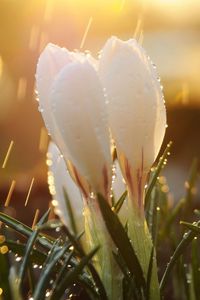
[2,140,14,169]
[32,209,40,229]
[24,178,35,207]
[4,180,16,207]
[80,17,93,49]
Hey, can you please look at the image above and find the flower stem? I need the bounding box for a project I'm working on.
[84,197,122,300]
[128,194,160,300]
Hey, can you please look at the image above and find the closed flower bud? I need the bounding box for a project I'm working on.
[36,44,112,199]
[47,142,83,232]
[99,36,166,210]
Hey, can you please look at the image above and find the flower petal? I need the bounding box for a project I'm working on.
[47,142,83,231]
[36,43,74,136]
[99,36,166,173]
[49,60,112,197]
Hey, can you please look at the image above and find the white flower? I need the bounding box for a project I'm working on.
[36,44,112,199]
[47,142,83,231]
[36,44,73,145]
[99,36,166,208]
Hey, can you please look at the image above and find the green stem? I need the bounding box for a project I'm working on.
[128,194,160,300]
[84,197,122,300]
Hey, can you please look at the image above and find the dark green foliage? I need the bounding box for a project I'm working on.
[0,146,199,300]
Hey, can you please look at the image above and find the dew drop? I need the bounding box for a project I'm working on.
[15,256,22,262]
[55,227,61,232]
[152,63,157,69]
[33,264,38,269]
[45,290,51,297]
[38,106,44,113]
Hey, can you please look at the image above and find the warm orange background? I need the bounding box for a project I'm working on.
[0,0,200,223]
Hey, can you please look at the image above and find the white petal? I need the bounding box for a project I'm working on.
[47,142,83,231]
[72,51,99,71]
[36,43,74,137]
[99,36,166,173]
[112,161,126,199]
[50,60,112,196]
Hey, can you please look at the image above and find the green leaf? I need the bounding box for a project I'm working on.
[180,221,200,234]
[112,190,127,214]
[77,277,100,300]
[192,238,200,299]
[42,238,62,269]
[63,188,78,235]
[5,240,47,266]
[51,246,99,300]
[33,244,69,300]
[0,212,54,250]
[160,221,200,292]
[62,225,108,300]
[187,265,196,300]
[27,263,35,293]
[9,267,22,300]
[113,251,129,279]
[146,184,159,246]
[146,247,154,300]
[18,209,50,286]
[145,142,172,212]
[97,193,146,292]
[0,213,32,237]
[51,251,74,292]
[113,251,143,300]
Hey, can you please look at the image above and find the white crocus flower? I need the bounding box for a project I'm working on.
[47,142,126,230]
[36,44,121,300]
[99,36,166,211]
[99,36,166,300]
[36,44,111,199]
[47,142,83,233]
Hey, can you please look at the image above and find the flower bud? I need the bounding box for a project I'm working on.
[36,44,112,199]
[47,142,83,232]
[99,36,166,208]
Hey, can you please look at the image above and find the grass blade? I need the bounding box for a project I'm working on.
[33,244,69,300]
[160,221,200,292]
[180,221,200,234]
[112,190,127,214]
[5,240,47,266]
[9,267,22,300]
[0,212,54,250]
[51,246,99,300]
[97,193,146,292]
[63,188,78,235]
[146,247,154,300]
[18,209,50,286]
[62,225,108,300]
[192,238,200,299]
[145,142,172,212]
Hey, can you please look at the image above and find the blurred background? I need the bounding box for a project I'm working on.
[0,0,200,224]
